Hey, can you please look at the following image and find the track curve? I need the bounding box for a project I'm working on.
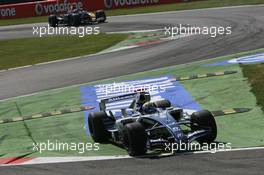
[0,5,264,100]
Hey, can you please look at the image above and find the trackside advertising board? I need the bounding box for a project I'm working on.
[0,0,189,19]
[0,0,90,19]
[80,75,201,135]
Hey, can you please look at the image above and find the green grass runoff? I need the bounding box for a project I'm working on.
[241,64,264,112]
[0,16,47,26]
[0,49,264,157]
[0,0,263,26]
[0,34,127,70]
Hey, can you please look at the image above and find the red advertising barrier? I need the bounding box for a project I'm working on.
[0,0,89,19]
[99,0,182,9]
[0,0,186,19]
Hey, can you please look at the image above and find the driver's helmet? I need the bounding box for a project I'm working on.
[69,5,79,13]
[68,5,74,12]
[136,92,151,105]
[135,92,151,112]
[142,102,157,114]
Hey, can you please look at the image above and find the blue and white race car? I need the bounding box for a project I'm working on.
[88,91,217,156]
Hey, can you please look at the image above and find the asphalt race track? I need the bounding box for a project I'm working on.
[0,5,264,174]
[1,149,264,175]
[0,5,264,100]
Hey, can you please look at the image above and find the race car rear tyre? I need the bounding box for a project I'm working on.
[96,10,106,23]
[153,100,171,109]
[190,110,217,144]
[123,122,147,156]
[48,15,58,27]
[88,111,109,143]
[70,14,80,26]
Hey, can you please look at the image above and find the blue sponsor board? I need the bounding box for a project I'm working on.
[204,53,264,67]
[80,75,201,136]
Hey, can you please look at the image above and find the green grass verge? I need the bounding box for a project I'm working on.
[241,64,264,112]
[0,34,127,70]
[0,48,264,157]
[0,0,263,26]
[0,16,47,26]
[0,89,126,157]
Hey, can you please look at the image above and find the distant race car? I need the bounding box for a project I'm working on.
[88,91,217,156]
[48,9,106,27]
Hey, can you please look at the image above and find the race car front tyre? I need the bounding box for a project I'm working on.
[48,15,58,27]
[88,111,109,143]
[70,14,81,26]
[122,122,147,156]
[153,100,171,109]
[96,10,106,23]
[190,110,217,144]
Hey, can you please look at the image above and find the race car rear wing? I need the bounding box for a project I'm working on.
[99,92,137,111]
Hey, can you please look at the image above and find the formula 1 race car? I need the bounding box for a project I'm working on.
[88,92,217,156]
[48,9,106,27]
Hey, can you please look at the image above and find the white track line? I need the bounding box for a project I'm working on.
[192,146,264,154]
[2,146,264,166]
[22,155,131,165]
[101,45,138,53]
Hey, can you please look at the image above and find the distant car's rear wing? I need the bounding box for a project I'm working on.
[99,92,137,111]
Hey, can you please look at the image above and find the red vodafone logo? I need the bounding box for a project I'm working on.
[104,0,160,9]
[35,1,83,15]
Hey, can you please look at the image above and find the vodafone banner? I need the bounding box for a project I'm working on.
[0,0,90,19]
[0,0,188,19]
[103,0,181,9]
